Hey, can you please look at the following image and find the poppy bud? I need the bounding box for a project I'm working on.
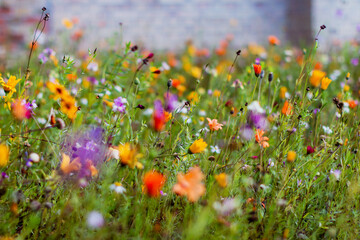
[253,64,262,77]
[136,104,145,110]
[134,78,140,85]
[268,72,273,82]
[152,70,161,74]
[42,7,47,11]
[146,53,154,59]
[167,80,172,88]
[320,25,326,30]
[131,45,138,52]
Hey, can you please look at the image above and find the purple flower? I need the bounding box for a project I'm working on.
[38,48,55,64]
[62,126,107,178]
[351,58,359,66]
[313,108,320,115]
[87,76,98,85]
[239,124,254,141]
[1,172,8,179]
[297,179,302,187]
[247,111,269,130]
[112,97,127,113]
[164,94,178,112]
[255,58,261,65]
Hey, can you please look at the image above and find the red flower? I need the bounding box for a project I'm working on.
[306,146,315,154]
[253,64,262,77]
[143,171,166,197]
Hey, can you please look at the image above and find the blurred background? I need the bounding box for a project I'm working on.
[0,0,360,58]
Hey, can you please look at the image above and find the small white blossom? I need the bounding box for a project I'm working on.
[210,145,221,154]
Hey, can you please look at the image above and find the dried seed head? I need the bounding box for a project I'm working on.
[42,7,47,11]
[236,50,241,55]
[55,118,65,130]
[131,45,138,52]
[320,25,326,30]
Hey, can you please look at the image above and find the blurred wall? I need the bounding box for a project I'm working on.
[0,0,359,55]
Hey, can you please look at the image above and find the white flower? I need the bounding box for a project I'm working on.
[160,62,170,71]
[37,118,46,124]
[247,101,265,114]
[29,153,40,163]
[110,182,126,194]
[330,70,341,80]
[114,86,122,92]
[210,145,221,154]
[322,125,333,135]
[80,98,88,105]
[330,169,341,180]
[335,112,341,118]
[87,62,99,72]
[143,108,153,116]
[213,198,239,216]
[306,92,313,100]
[199,110,206,116]
[87,211,104,229]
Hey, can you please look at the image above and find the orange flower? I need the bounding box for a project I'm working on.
[281,100,293,116]
[143,171,166,197]
[215,173,228,188]
[320,77,332,90]
[173,166,205,202]
[253,64,262,77]
[268,35,280,45]
[207,118,223,131]
[309,70,326,87]
[347,100,357,109]
[60,153,81,175]
[255,129,270,148]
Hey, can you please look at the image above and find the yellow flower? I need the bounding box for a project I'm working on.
[309,70,326,87]
[189,138,207,154]
[279,87,287,99]
[321,77,332,90]
[60,153,81,175]
[213,90,221,97]
[62,18,73,29]
[164,111,172,122]
[344,84,350,92]
[287,151,296,162]
[60,95,77,120]
[118,143,143,169]
[0,75,21,94]
[0,144,10,167]
[215,173,228,188]
[191,67,202,79]
[46,81,68,100]
[187,91,199,103]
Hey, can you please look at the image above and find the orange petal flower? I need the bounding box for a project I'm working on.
[173,166,205,202]
[255,129,270,148]
[309,70,326,87]
[253,64,262,77]
[281,100,293,116]
[189,138,207,154]
[60,153,81,175]
[143,171,166,197]
[207,118,223,131]
[268,35,280,45]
